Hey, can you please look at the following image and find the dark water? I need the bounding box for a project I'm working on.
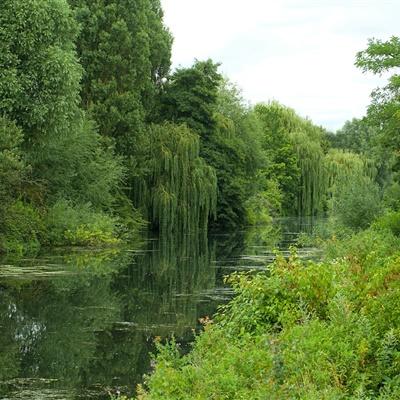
[0,218,319,399]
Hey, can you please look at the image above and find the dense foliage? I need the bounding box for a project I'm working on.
[69,0,172,156]
[2,0,269,251]
[356,37,400,166]
[0,0,125,253]
[206,82,265,228]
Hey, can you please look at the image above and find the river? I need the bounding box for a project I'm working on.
[0,218,319,399]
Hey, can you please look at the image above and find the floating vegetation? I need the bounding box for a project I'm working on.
[114,321,181,332]
[0,378,74,400]
[0,264,74,279]
[0,245,143,280]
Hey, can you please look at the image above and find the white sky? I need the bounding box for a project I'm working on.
[160,0,399,131]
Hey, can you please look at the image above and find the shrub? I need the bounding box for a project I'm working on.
[373,211,400,237]
[330,176,382,231]
[383,181,400,211]
[245,179,282,225]
[0,201,44,254]
[44,199,121,247]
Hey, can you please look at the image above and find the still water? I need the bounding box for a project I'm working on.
[0,219,319,399]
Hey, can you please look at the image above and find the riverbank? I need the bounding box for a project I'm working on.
[0,199,148,256]
[137,224,400,399]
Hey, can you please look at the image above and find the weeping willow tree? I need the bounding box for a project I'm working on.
[324,149,381,230]
[266,102,379,218]
[255,101,328,217]
[324,149,378,210]
[324,149,376,191]
[255,101,382,220]
[292,131,377,218]
[288,121,379,220]
[290,129,326,216]
[134,123,217,234]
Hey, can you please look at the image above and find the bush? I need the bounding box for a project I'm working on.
[383,181,400,211]
[0,201,44,254]
[324,222,400,263]
[330,176,382,231]
[44,199,121,247]
[374,211,400,237]
[245,192,272,226]
[245,179,282,225]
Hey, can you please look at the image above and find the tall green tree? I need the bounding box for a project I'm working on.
[0,0,123,209]
[0,118,24,208]
[328,118,378,155]
[160,59,222,139]
[205,81,265,228]
[328,118,389,188]
[0,118,26,249]
[161,63,265,228]
[254,102,301,215]
[69,0,172,158]
[324,149,381,231]
[356,36,400,178]
[0,0,125,253]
